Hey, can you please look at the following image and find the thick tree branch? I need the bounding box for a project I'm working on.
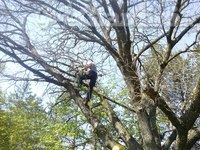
[166,40,198,65]
[187,126,200,149]
[174,16,200,44]
[144,87,182,129]
[86,2,112,45]
[162,0,182,66]
[108,0,132,63]
[109,0,122,24]
[162,130,177,150]
[122,0,131,43]
[137,33,166,59]
[0,34,75,91]
[167,0,182,42]
[181,76,200,130]
[0,46,61,86]
[149,106,162,149]
[136,109,157,149]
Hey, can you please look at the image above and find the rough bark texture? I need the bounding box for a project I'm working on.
[149,106,162,149]
[137,110,157,150]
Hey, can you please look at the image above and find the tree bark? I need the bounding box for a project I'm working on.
[162,130,177,150]
[149,106,162,149]
[137,110,157,150]
[118,59,157,149]
[187,127,200,149]
[174,131,188,150]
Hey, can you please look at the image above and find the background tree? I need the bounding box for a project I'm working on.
[0,82,64,150]
[0,0,200,149]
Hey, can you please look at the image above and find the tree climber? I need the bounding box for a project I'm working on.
[78,59,97,107]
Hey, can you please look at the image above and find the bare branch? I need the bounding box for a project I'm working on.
[0,46,61,86]
[137,33,166,59]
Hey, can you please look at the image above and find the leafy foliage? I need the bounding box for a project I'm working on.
[0,88,64,149]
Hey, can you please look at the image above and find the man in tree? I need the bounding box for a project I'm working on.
[78,59,97,107]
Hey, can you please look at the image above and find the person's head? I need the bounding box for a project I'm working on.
[87,59,94,65]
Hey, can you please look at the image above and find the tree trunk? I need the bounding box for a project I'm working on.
[118,61,157,149]
[174,130,188,150]
[149,106,162,149]
[137,110,158,150]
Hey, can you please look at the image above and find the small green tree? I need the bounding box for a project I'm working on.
[0,84,64,150]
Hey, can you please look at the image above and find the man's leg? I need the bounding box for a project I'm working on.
[86,86,93,103]
[85,73,97,106]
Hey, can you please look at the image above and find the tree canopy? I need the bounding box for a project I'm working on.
[0,0,200,149]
